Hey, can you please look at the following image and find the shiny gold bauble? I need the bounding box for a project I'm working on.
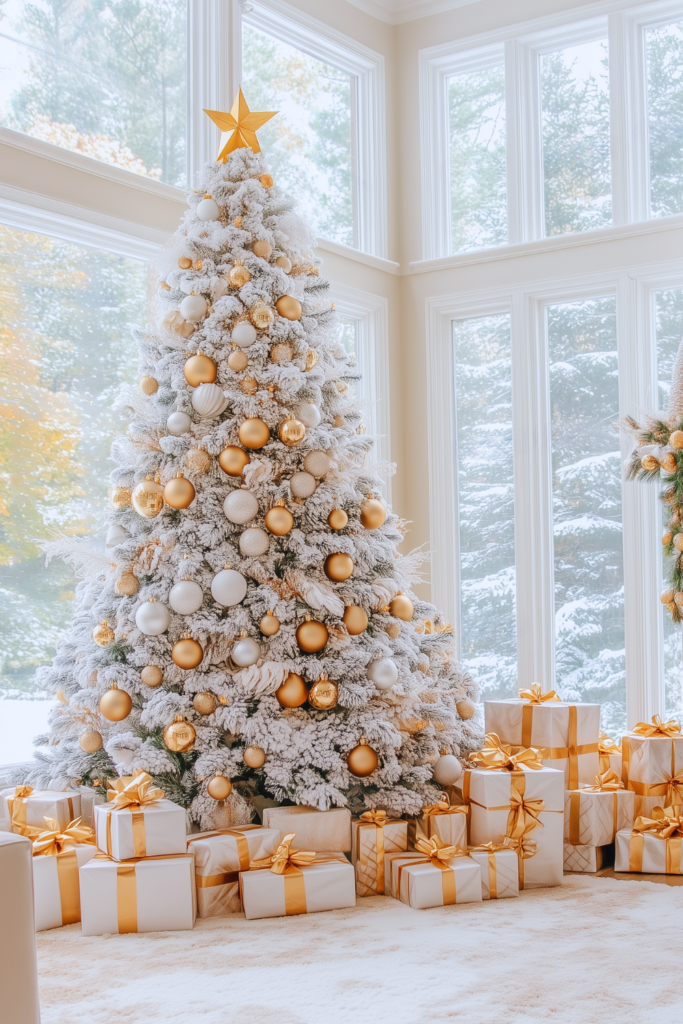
[662,452,678,473]
[163,715,196,753]
[675,534,683,553]
[390,593,414,621]
[228,348,249,371]
[279,416,306,446]
[296,618,329,653]
[641,454,659,471]
[115,571,139,597]
[132,476,164,518]
[456,698,476,720]
[185,446,211,474]
[252,239,273,260]
[219,445,250,476]
[239,417,270,449]
[207,774,232,800]
[243,745,267,768]
[79,730,103,753]
[265,504,294,536]
[260,611,280,636]
[270,342,292,364]
[671,430,683,449]
[172,636,204,669]
[111,486,132,509]
[184,351,217,387]
[259,174,274,188]
[92,621,115,646]
[275,672,308,708]
[163,472,196,509]
[305,348,319,371]
[308,674,338,710]
[193,691,217,715]
[663,530,673,546]
[328,508,348,530]
[325,553,354,582]
[178,256,193,269]
[347,739,378,777]
[276,295,302,321]
[141,665,163,687]
[139,375,158,396]
[343,605,368,635]
[250,303,274,330]
[229,261,251,288]
[99,683,132,722]
[361,497,387,530]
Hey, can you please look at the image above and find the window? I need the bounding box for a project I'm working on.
[646,20,683,219]
[338,315,359,399]
[0,223,145,765]
[0,0,187,188]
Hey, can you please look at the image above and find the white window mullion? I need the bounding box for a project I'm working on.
[608,12,649,227]
[505,40,544,245]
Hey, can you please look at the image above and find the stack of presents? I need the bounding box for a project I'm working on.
[3,686,683,932]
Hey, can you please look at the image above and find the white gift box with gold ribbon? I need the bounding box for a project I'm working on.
[2,788,81,833]
[564,772,635,846]
[80,853,196,934]
[262,805,351,851]
[614,806,683,874]
[383,851,427,898]
[621,717,683,818]
[93,772,186,861]
[467,845,519,899]
[351,812,407,896]
[34,844,97,930]
[187,825,281,917]
[394,839,482,910]
[77,787,106,828]
[414,793,468,848]
[563,843,608,873]
[599,733,622,779]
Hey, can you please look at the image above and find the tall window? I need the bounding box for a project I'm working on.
[453,313,516,696]
[646,20,683,219]
[0,224,145,765]
[0,0,187,188]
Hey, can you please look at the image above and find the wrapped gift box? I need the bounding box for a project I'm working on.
[33,844,97,931]
[599,734,622,779]
[94,799,187,861]
[467,846,519,899]
[414,794,468,848]
[383,851,427,898]
[564,784,634,846]
[622,724,683,817]
[240,853,355,920]
[564,843,610,873]
[262,806,351,852]
[484,696,600,788]
[351,813,407,896]
[80,853,196,934]
[77,787,106,828]
[614,828,683,874]
[2,788,81,833]
[187,825,280,917]
[397,853,482,909]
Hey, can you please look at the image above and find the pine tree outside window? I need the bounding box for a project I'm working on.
[646,20,683,219]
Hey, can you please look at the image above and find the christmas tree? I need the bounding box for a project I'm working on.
[14,92,481,827]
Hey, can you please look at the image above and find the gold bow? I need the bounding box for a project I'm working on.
[359,809,389,825]
[108,770,164,809]
[583,770,624,793]
[518,684,560,704]
[14,785,33,799]
[468,841,508,854]
[502,831,538,860]
[631,806,683,839]
[599,732,622,755]
[470,733,544,772]
[250,833,317,875]
[32,817,95,857]
[413,835,464,865]
[507,787,545,838]
[632,715,681,737]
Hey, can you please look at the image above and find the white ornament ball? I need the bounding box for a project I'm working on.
[135,600,171,636]
[303,450,331,478]
[211,569,247,606]
[232,636,261,667]
[167,411,192,435]
[239,527,270,557]
[112,746,136,768]
[169,580,204,615]
[180,294,208,322]
[367,658,399,690]
[432,754,463,786]
[197,197,220,221]
[191,383,228,418]
[296,402,321,428]
[224,489,259,524]
[290,471,317,498]
[106,523,130,547]
[232,322,258,349]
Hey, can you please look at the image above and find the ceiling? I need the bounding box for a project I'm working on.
[344,0,482,25]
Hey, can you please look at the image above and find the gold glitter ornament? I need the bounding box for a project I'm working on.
[240,376,258,395]
[163,472,196,509]
[347,739,378,777]
[141,665,163,687]
[671,431,683,449]
[99,683,132,722]
[92,621,115,646]
[308,673,338,710]
[239,417,270,449]
[456,699,476,720]
[270,342,292,364]
[132,476,164,518]
[641,454,659,471]
[243,745,266,768]
[115,571,139,597]
[278,416,306,446]
[139,376,158,395]
[662,452,678,473]
[219,445,251,476]
[79,730,103,753]
[193,691,217,715]
[275,672,308,708]
[164,715,196,753]
[276,295,302,321]
[343,605,368,635]
[207,775,232,800]
[385,622,401,639]
[228,348,249,371]
[250,302,274,331]
[663,530,673,545]
[110,486,131,509]
[184,351,217,387]
[260,611,280,636]
[185,446,211,474]
[675,534,683,552]
[229,261,251,288]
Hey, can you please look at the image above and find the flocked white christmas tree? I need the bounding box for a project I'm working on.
[15,92,482,827]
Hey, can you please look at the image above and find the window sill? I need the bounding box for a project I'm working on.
[316,237,400,275]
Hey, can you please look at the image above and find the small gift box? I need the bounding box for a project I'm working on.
[413,793,468,848]
[262,805,351,852]
[94,771,186,861]
[351,811,407,896]
[80,852,196,934]
[467,844,519,899]
[240,833,355,920]
[622,716,683,818]
[77,786,106,828]
[485,685,600,788]
[187,825,280,917]
[564,843,610,873]
[614,807,683,874]
[564,771,634,846]
[2,787,81,834]
[32,817,97,930]
[599,732,622,779]
[395,836,482,910]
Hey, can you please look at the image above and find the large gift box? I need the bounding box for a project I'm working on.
[351,811,407,896]
[395,837,482,910]
[467,844,519,899]
[187,825,280,917]
[80,852,196,934]
[31,818,97,931]
[599,733,622,779]
[240,833,355,920]
[622,717,683,817]
[485,685,600,788]
[2,787,81,834]
[94,771,186,861]
[383,851,427,898]
[564,843,610,873]
[615,808,683,874]
[564,772,634,846]
[262,805,351,851]
[413,793,468,848]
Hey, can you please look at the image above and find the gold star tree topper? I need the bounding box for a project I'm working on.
[204,88,277,162]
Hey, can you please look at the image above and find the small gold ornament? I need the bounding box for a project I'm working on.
[164,472,196,509]
[308,673,338,710]
[270,342,292,364]
[259,174,274,188]
[347,738,378,777]
[243,745,266,768]
[184,351,217,387]
[172,635,204,669]
[276,255,291,272]
[675,593,683,608]
[132,476,165,518]
[662,452,678,473]
[663,530,673,545]
[662,589,675,604]
[185,446,211,474]
[92,621,115,646]
[99,683,132,722]
[193,691,217,715]
[178,256,193,269]
[296,616,329,653]
[671,431,683,449]
[641,454,659,471]
[79,730,103,753]
[675,534,683,553]
[333,415,345,428]
[229,260,251,288]
[361,496,387,530]
[141,665,163,687]
[219,445,251,475]
[139,376,158,396]
[235,216,242,228]
[385,622,401,639]
[304,348,319,372]
[390,593,414,621]
[668,601,677,613]
[110,486,132,509]
[275,672,308,708]
[163,715,196,753]
[159,280,171,291]
[328,508,348,530]
[207,774,232,800]
[250,302,274,331]
[240,376,258,395]
[115,571,139,597]
[265,501,294,536]
[343,605,368,635]
[325,553,354,582]
[279,416,306,446]
[260,611,280,636]
[239,417,270,449]
[276,295,302,321]
[228,347,249,371]
[456,698,476,720]
[252,239,272,260]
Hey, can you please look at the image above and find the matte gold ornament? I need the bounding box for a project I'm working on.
[456,698,476,720]
[305,348,319,371]
[207,775,232,800]
[92,621,115,646]
[115,571,139,597]
[662,452,678,473]
[675,593,683,608]
[328,508,348,530]
[141,665,163,687]
[79,730,103,753]
[240,376,258,395]
[325,553,354,582]
[275,672,308,708]
[164,472,196,509]
[184,351,217,387]
[260,174,274,188]
[235,217,242,228]
[250,302,274,331]
[265,501,294,536]
[333,415,345,428]
[204,89,277,160]
[276,255,292,272]
[178,256,193,269]
[347,738,378,777]
[270,342,292,364]
[239,417,270,449]
[276,295,302,321]
[219,445,250,476]
[641,454,659,471]
[671,431,683,449]
[110,486,132,509]
[343,605,368,635]
[139,376,158,395]
[252,239,273,260]
[172,635,204,669]
[193,691,217,715]
[163,715,196,753]
[385,622,401,639]
[308,673,338,710]
[185,446,211,474]
[663,530,673,545]
[390,593,414,621]
[228,348,249,371]
[296,616,329,653]
[260,611,280,636]
[99,683,132,722]
[229,261,251,288]
[361,496,387,530]
[243,745,266,768]
[668,601,677,613]
[279,416,305,446]
[661,589,675,604]
[675,534,683,553]
[132,476,164,518]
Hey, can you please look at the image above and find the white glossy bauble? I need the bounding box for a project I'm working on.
[290,471,317,498]
[432,754,463,786]
[135,600,171,636]
[106,523,130,547]
[367,657,399,690]
[303,450,331,478]
[180,294,208,322]
[232,636,261,667]
[224,489,259,524]
[197,197,220,221]
[296,402,321,428]
[232,322,258,349]
[211,568,247,606]
[239,527,269,557]
[167,411,192,435]
[169,580,204,615]
[191,383,228,418]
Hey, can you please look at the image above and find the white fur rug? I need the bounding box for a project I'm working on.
[37,876,679,1024]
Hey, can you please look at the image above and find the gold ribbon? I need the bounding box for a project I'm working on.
[572,770,625,842]
[94,851,194,932]
[420,793,469,841]
[628,807,683,874]
[395,836,467,906]
[195,870,239,888]
[631,715,682,737]
[32,816,95,857]
[518,684,561,704]
[99,771,165,858]
[524,705,599,790]
[249,833,317,916]
[470,733,544,772]
[502,826,538,889]
[187,825,266,875]
[32,816,94,926]
[599,731,622,773]
[506,781,545,838]
[468,842,508,899]
[624,724,683,806]
[7,786,73,836]
[354,810,403,895]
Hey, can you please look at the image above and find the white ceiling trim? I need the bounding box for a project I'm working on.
[344,0,483,25]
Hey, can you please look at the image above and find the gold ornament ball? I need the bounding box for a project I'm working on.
[270,342,292,364]
[132,477,164,518]
[141,665,163,687]
[193,691,217,715]
[662,452,678,473]
[219,445,251,476]
[675,534,683,553]
[276,256,292,273]
[228,348,249,371]
[296,619,329,653]
[164,473,196,510]
[178,256,193,269]
[675,593,683,608]
[641,454,659,471]
[240,376,258,395]
[253,240,273,260]
[279,417,306,446]
[265,505,294,536]
[92,621,115,646]
[308,675,338,710]
[110,486,132,509]
[239,417,270,450]
[664,530,673,545]
[139,375,158,395]
[325,553,354,582]
[243,745,267,768]
[164,715,196,753]
[260,612,280,636]
[390,593,414,621]
[456,698,476,720]
[671,431,683,449]
[99,684,132,722]
[185,447,211,474]
[668,601,677,613]
[347,739,379,778]
[385,622,401,639]
[250,303,274,330]
[275,672,308,708]
[343,605,368,635]
[79,730,103,753]
[172,636,204,669]
[207,775,232,800]
[115,571,139,597]
[184,352,217,387]
[328,508,348,530]
[276,295,302,321]
[361,497,387,530]
[229,262,251,288]
[259,174,274,188]
[662,588,675,604]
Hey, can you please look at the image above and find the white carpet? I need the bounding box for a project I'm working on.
[36,876,680,1024]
